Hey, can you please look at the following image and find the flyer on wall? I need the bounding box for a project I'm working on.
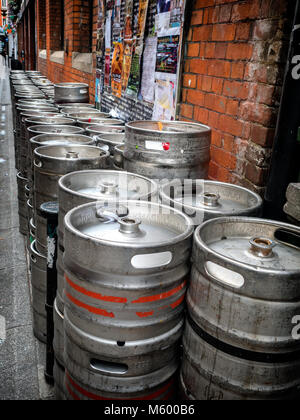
[126,41,144,99]
[111,42,124,98]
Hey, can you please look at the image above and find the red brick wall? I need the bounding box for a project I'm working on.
[34,0,98,103]
[180,0,292,194]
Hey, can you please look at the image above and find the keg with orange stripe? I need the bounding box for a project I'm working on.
[63,200,193,399]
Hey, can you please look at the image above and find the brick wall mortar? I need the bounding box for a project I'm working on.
[180,0,292,195]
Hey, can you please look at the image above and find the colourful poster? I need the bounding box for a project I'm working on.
[111,42,124,98]
[122,40,134,93]
[124,0,134,40]
[126,42,144,99]
[137,0,150,40]
[155,34,179,78]
[104,49,111,86]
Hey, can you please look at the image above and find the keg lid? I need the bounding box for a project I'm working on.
[86,124,125,134]
[65,201,194,247]
[30,134,94,147]
[195,217,300,271]
[25,116,76,125]
[95,133,125,146]
[28,125,85,135]
[34,145,108,161]
[126,120,211,135]
[59,170,158,201]
[160,180,262,218]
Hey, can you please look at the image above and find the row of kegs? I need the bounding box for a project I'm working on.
[10,70,300,400]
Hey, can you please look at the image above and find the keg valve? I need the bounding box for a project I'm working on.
[200,193,221,207]
[249,237,276,258]
[99,181,119,195]
[66,151,79,159]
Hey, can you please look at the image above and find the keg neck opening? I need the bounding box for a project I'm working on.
[66,151,79,159]
[119,217,143,237]
[199,192,221,208]
[99,181,119,195]
[249,237,276,258]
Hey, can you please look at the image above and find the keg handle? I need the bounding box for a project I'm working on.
[96,207,144,237]
[65,151,79,159]
[249,237,276,258]
[30,254,37,264]
[34,159,42,168]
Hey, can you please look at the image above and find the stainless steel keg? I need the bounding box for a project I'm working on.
[183,217,300,400]
[57,171,158,314]
[30,240,47,343]
[124,121,211,180]
[86,125,125,137]
[27,125,85,140]
[54,83,89,104]
[34,145,110,255]
[17,172,29,235]
[94,133,125,155]
[160,180,263,226]
[63,201,193,389]
[76,118,124,130]
[113,144,125,170]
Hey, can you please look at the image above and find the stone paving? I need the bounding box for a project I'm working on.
[0,61,54,400]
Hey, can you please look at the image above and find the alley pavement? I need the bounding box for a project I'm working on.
[0,61,54,400]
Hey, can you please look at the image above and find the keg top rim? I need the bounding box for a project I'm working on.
[65,200,194,248]
[86,125,125,134]
[30,133,94,146]
[160,180,263,217]
[126,120,211,135]
[25,117,76,125]
[34,144,109,160]
[95,133,125,146]
[27,124,85,134]
[57,103,94,108]
[54,82,89,89]
[194,217,300,273]
[59,170,158,201]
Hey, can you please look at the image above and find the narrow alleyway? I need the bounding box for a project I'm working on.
[0,61,54,400]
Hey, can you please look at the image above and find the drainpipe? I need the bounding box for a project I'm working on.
[264,0,300,221]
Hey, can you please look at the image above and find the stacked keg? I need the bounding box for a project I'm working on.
[182,218,300,400]
[62,200,194,399]
[31,145,109,344]
[123,121,211,180]
[54,171,158,399]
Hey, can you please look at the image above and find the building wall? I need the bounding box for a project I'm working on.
[18,0,97,102]
[179,0,293,195]
[35,0,98,102]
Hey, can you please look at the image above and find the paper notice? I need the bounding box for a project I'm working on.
[105,11,112,50]
[141,37,158,103]
[152,80,176,121]
[111,42,124,98]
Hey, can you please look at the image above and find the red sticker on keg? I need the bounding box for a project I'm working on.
[88,118,92,122]
[163,142,170,151]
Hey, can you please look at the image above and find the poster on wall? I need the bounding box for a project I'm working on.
[126,41,144,99]
[122,40,134,93]
[141,36,158,103]
[155,32,180,82]
[111,42,124,98]
[96,0,106,63]
[153,79,176,121]
[104,49,111,86]
[124,0,134,40]
[137,0,150,40]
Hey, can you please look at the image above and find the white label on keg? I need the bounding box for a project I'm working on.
[145,141,170,151]
[80,89,88,94]
[0,315,6,344]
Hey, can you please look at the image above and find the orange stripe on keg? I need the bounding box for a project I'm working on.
[66,292,115,318]
[131,280,187,305]
[170,294,185,309]
[66,371,175,401]
[65,275,127,304]
[136,311,155,318]
[66,381,81,401]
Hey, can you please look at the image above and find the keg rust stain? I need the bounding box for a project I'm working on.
[66,292,115,318]
[65,275,127,304]
[131,280,187,304]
